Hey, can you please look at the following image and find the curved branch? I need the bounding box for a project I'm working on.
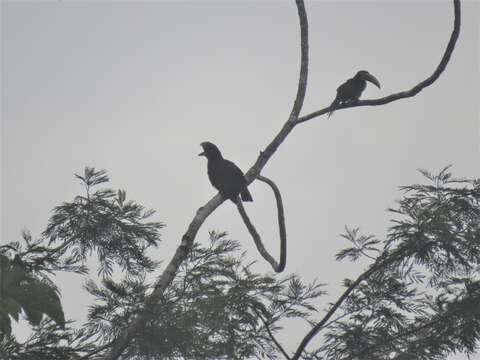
[105,2,309,358]
[237,199,279,271]
[236,175,287,272]
[295,0,461,125]
[244,0,309,183]
[258,175,287,271]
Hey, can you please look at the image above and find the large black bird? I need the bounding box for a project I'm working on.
[328,70,380,117]
[198,142,253,203]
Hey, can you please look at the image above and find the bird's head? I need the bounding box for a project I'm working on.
[199,141,222,159]
[355,70,381,89]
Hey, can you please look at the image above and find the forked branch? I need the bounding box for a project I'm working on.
[295,0,461,124]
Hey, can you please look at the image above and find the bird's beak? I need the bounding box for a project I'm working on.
[365,73,381,89]
[198,151,205,157]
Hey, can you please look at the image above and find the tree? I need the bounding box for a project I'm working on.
[3,0,476,359]
[0,168,325,359]
[296,168,480,359]
[104,0,463,358]
[2,167,479,359]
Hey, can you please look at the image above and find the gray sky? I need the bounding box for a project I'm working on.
[1,0,479,358]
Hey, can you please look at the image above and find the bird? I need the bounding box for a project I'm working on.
[328,70,381,117]
[198,142,253,203]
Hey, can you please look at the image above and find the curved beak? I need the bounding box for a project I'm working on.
[365,73,381,89]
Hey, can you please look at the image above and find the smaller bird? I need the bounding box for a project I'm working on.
[328,70,381,117]
[198,142,253,203]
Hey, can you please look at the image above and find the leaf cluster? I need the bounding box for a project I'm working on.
[0,254,65,335]
[43,167,163,277]
[312,168,480,360]
[83,231,326,359]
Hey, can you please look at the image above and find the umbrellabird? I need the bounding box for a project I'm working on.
[198,142,253,203]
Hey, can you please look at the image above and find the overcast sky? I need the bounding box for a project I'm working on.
[1,0,478,358]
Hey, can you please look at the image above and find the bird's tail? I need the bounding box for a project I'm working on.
[328,97,340,118]
[241,187,253,202]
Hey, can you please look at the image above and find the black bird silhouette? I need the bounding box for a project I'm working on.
[198,142,253,203]
[328,70,381,117]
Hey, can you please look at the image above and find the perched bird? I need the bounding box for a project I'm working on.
[328,70,381,117]
[198,142,253,203]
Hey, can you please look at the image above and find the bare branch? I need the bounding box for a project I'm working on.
[258,175,287,271]
[236,198,279,271]
[295,0,461,125]
[244,0,309,183]
[236,175,287,272]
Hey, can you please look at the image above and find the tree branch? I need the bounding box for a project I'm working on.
[105,3,309,357]
[253,309,292,360]
[258,175,288,271]
[291,259,383,360]
[236,199,278,271]
[236,175,287,272]
[295,0,461,124]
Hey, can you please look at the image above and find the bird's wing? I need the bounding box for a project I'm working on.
[222,160,246,195]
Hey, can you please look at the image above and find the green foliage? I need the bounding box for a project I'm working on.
[83,231,325,359]
[43,167,163,277]
[335,226,380,262]
[0,167,162,356]
[0,255,65,334]
[0,319,97,360]
[312,168,480,360]
[2,167,479,360]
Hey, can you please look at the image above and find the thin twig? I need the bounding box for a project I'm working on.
[295,0,461,125]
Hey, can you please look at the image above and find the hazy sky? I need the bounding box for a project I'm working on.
[1,1,478,358]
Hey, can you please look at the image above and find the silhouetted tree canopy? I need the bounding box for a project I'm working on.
[2,0,475,359]
[1,167,479,359]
